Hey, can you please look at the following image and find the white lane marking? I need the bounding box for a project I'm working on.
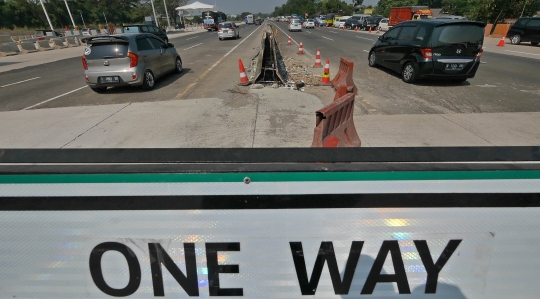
[183,43,203,50]
[1,77,41,88]
[23,86,88,110]
[480,62,487,64]
[504,50,540,56]
[363,50,369,52]
[356,36,375,41]
[321,36,334,41]
[186,36,199,40]
[275,24,300,46]
[173,24,263,100]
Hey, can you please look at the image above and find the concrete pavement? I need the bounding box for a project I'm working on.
[1,91,539,147]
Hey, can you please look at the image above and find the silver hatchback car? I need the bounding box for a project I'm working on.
[218,22,240,40]
[82,33,183,92]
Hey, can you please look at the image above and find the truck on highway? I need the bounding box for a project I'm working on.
[246,14,254,25]
[389,6,433,27]
[202,11,226,31]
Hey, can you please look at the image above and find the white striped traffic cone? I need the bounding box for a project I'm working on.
[287,36,292,45]
[298,41,304,55]
[313,48,322,67]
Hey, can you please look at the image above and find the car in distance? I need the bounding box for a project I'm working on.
[367,20,486,84]
[378,18,390,31]
[303,19,315,29]
[218,22,240,40]
[363,17,383,31]
[344,18,360,30]
[288,19,302,31]
[506,17,540,46]
[123,24,169,43]
[35,29,63,37]
[82,34,183,92]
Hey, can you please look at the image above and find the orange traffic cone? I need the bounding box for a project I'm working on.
[369,26,372,33]
[314,48,322,67]
[321,60,331,85]
[238,59,249,85]
[298,41,304,55]
[376,27,380,33]
[341,26,344,31]
[497,35,506,47]
[287,35,292,45]
[355,26,358,32]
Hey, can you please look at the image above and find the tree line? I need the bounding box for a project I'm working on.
[0,0,190,30]
[272,0,540,23]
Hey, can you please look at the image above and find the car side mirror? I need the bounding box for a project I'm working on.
[378,36,384,41]
[167,43,174,48]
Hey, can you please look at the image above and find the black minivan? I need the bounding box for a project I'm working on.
[506,17,540,46]
[368,20,486,83]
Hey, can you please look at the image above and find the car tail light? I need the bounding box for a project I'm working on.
[218,28,222,31]
[82,55,88,70]
[420,48,432,59]
[127,52,138,68]
[476,49,483,59]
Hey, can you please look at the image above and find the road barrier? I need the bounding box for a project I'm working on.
[0,43,18,56]
[311,92,361,147]
[66,36,80,47]
[331,57,358,100]
[36,40,54,51]
[369,26,372,33]
[52,38,67,49]
[20,41,38,53]
[0,35,13,44]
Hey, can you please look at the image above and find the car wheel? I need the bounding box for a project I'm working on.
[90,87,107,93]
[174,57,183,74]
[141,70,155,90]
[402,62,417,83]
[532,42,539,46]
[368,51,377,67]
[510,34,521,45]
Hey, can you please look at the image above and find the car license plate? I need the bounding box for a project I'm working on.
[445,63,464,70]
[100,76,119,83]
[223,30,228,33]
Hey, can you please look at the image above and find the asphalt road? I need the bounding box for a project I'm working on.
[0,23,264,111]
[1,21,540,115]
[272,21,540,115]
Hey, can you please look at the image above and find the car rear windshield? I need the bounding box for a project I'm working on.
[292,20,300,24]
[123,26,141,33]
[86,42,129,59]
[432,24,484,47]
[218,23,232,28]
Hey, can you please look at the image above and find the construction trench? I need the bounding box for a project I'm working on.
[243,23,326,90]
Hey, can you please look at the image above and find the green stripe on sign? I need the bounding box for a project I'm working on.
[1,171,540,184]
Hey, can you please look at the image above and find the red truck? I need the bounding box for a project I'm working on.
[388,6,433,27]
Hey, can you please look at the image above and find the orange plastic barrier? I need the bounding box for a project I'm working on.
[311,92,361,148]
[331,57,357,100]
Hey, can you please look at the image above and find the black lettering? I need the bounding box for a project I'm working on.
[361,240,410,295]
[289,241,363,295]
[148,243,199,296]
[89,242,141,297]
[206,242,243,296]
[414,239,462,294]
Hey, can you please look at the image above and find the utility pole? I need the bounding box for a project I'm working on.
[63,0,76,29]
[163,0,171,28]
[80,12,86,27]
[520,0,529,18]
[150,0,158,26]
[39,0,55,32]
[103,12,108,24]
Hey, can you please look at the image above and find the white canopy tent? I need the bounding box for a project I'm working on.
[175,1,216,27]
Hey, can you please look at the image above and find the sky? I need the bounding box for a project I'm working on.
[186,0,379,15]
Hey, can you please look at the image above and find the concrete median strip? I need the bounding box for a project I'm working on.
[36,40,54,51]
[0,43,18,56]
[19,42,38,53]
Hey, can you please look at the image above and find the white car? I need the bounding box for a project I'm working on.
[217,22,240,40]
[335,18,348,29]
[288,19,302,31]
[303,19,315,29]
[378,18,390,31]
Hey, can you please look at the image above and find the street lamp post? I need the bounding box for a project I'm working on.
[80,12,86,27]
[150,0,158,26]
[39,0,55,32]
[63,0,76,29]
[163,0,171,28]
